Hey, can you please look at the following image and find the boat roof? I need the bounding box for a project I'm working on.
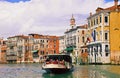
[45,54,72,63]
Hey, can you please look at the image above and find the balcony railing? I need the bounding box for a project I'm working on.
[7,43,17,47]
[6,52,17,56]
[6,56,17,60]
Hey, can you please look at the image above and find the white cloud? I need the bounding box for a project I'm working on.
[0,0,116,38]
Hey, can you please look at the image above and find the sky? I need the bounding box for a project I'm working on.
[0,0,118,38]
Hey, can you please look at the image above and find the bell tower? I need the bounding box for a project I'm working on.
[70,14,76,29]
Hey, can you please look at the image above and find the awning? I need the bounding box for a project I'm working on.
[32,50,38,53]
[65,47,73,51]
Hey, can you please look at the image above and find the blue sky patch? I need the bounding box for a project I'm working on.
[5,0,30,3]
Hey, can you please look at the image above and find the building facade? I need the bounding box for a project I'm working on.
[65,15,88,63]
[0,38,7,63]
[79,26,88,64]
[6,34,59,63]
[87,10,110,64]
[59,36,66,54]
[110,11,120,64]
[28,34,59,63]
[6,35,33,63]
[87,0,120,64]
[7,36,19,63]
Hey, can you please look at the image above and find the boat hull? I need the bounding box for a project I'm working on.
[42,64,73,74]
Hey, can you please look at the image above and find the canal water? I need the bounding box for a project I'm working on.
[0,64,120,78]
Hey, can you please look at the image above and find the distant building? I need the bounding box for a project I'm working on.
[6,34,59,63]
[65,15,88,63]
[16,35,31,63]
[0,38,7,63]
[29,34,59,63]
[79,25,88,64]
[59,35,66,54]
[6,35,32,63]
[7,36,19,63]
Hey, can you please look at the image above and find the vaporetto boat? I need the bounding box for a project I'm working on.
[42,54,74,74]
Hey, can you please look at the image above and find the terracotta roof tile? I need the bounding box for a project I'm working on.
[96,5,120,13]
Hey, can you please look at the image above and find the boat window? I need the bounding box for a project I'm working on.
[45,55,72,63]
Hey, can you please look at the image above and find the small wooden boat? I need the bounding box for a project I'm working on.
[42,54,73,74]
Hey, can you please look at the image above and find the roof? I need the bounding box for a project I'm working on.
[8,35,28,39]
[29,33,59,39]
[96,5,120,13]
[88,1,120,18]
[65,24,87,33]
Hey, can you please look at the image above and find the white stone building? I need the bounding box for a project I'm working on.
[64,15,88,63]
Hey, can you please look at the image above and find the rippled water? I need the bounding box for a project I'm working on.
[0,64,120,78]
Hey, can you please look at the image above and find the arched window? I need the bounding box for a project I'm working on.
[82,36,85,43]
[92,30,96,41]
[105,16,108,23]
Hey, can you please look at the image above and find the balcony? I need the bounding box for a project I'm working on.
[87,41,101,45]
[6,56,17,61]
[7,43,17,47]
[6,52,17,56]
[18,48,23,52]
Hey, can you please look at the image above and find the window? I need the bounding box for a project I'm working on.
[82,30,84,34]
[85,49,87,52]
[82,36,85,43]
[105,32,108,40]
[41,51,44,55]
[91,47,93,56]
[96,46,98,52]
[91,47,93,52]
[88,20,90,27]
[94,19,96,25]
[105,16,108,23]
[106,53,109,56]
[96,18,98,24]
[81,49,84,53]
[94,47,96,52]
[92,30,96,41]
[99,45,102,52]
[105,45,109,52]
[54,44,56,47]
[78,37,79,43]
[100,15,102,23]
[54,50,56,54]
[43,51,44,55]
[10,46,14,49]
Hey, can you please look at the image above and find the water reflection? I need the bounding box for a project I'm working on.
[42,65,106,78]
[42,72,73,78]
[0,64,120,78]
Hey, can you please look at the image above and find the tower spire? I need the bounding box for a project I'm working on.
[70,14,76,29]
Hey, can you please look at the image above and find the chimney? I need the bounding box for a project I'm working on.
[114,0,118,6]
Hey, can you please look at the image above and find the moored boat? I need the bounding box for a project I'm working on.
[42,54,74,74]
